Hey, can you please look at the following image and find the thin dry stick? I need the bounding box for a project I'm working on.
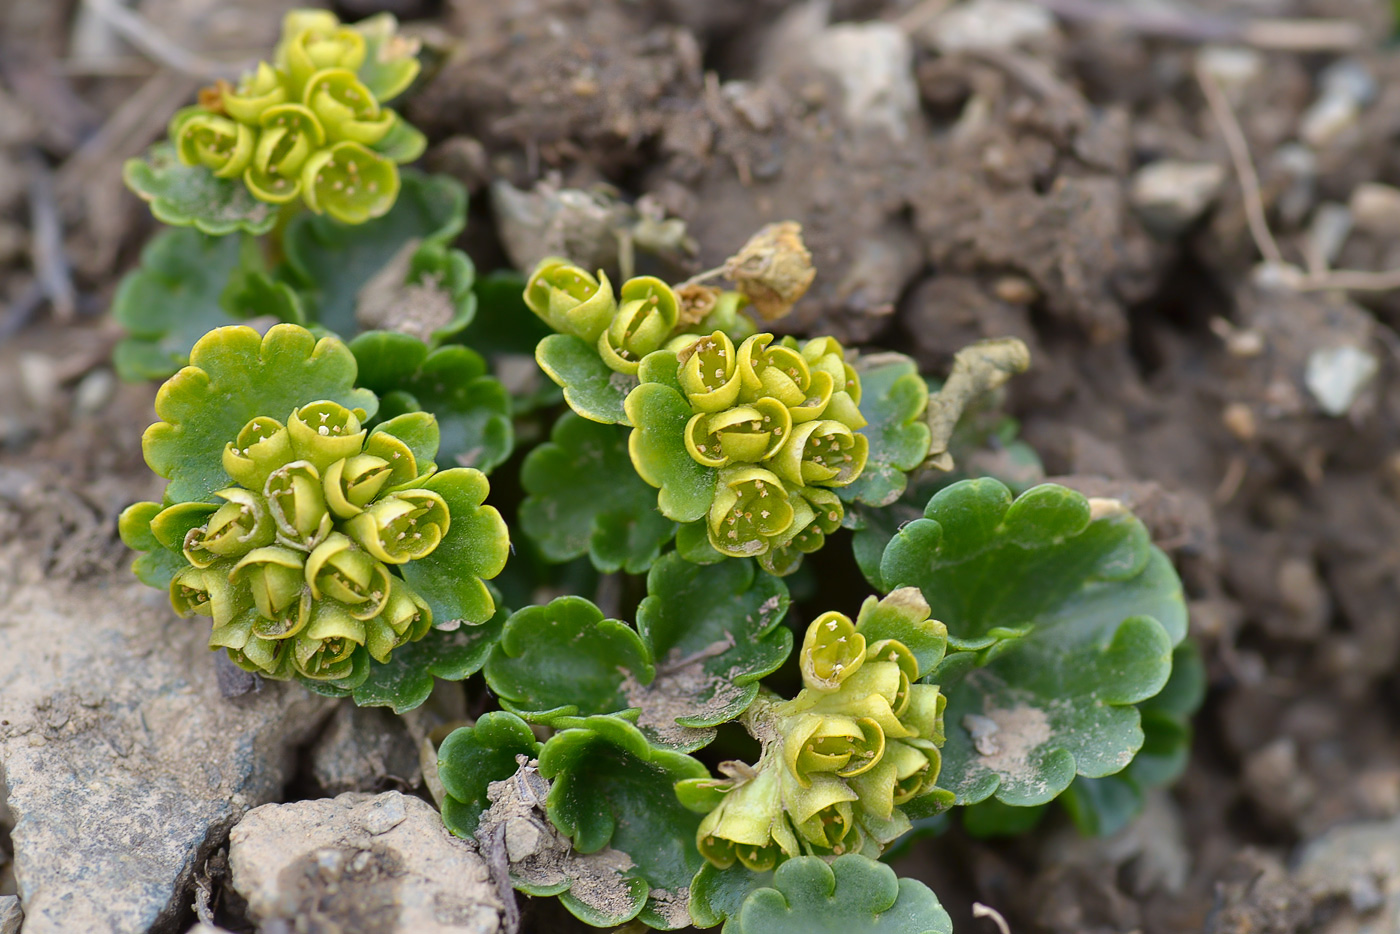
[973,902,1013,934]
[82,0,256,79]
[25,151,76,323]
[1195,61,1284,267]
[1028,0,1364,51]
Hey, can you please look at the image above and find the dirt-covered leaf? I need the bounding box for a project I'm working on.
[879,479,1187,808]
[349,606,507,714]
[279,170,466,337]
[112,230,293,381]
[536,333,636,425]
[838,353,931,508]
[397,467,509,627]
[540,716,709,929]
[124,143,278,236]
[520,414,675,574]
[349,331,512,473]
[142,323,377,504]
[632,554,791,749]
[438,710,543,839]
[732,855,952,934]
[484,596,652,725]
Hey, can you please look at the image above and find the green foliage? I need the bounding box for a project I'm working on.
[838,354,931,508]
[127,9,423,226]
[879,479,1188,808]
[438,710,542,838]
[732,855,952,934]
[350,330,512,474]
[519,414,674,573]
[536,334,637,425]
[119,323,509,691]
[484,556,790,751]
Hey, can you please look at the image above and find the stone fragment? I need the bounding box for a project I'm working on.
[229,792,502,934]
[1130,160,1225,238]
[925,0,1056,53]
[809,22,918,141]
[0,549,336,934]
[309,701,420,796]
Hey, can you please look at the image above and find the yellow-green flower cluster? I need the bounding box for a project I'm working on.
[170,10,422,223]
[678,330,867,571]
[687,593,946,871]
[524,260,758,376]
[165,401,444,680]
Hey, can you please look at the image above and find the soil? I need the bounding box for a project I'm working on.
[5,0,1400,932]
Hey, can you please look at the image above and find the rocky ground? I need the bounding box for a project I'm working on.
[5,0,1400,932]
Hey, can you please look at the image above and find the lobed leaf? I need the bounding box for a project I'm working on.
[123,143,278,236]
[519,414,675,574]
[536,334,636,425]
[838,353,931,508]
[625,372,716,524]
[397,467,509,627]
[350,331,513,473]
[350,606,508,714]
[732,855,952,934]
[438,711,543,839]
[879,479,1187,808]
[142,323,377,504]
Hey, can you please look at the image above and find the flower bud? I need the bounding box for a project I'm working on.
[265,461,334,550]
[287,400,367,473]
[323,453,394,519]
[707,466,795,558]
[278,12,367,99]
[377,578,433,639]
[597,276,679,374]
[695,767,797,872]
[800,611,865,691]
[304,532,392,620]
[170,564,241,623]
[292,599,365,680]
[232,545,311,636]
[223,416,294,491]
[769,419,868,488]
[246,103,326,203]
[300,140,399,224]
[524,259,617,343]
[676,331,741,413]
[183,488,275,567]
[343,489,449,564]
[175,113,254,179]
[362,429,422,487]
[303,68,394,145]
[736,334,831,420]
[223,62,288,124]
[759,487,845,576]
[684,399,790,469]
[785,713,885,785]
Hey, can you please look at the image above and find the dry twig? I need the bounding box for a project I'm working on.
[1029,0,1364,51]
[82,0,257,79]
[25,151,77,323]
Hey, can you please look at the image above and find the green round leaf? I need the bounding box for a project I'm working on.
[536,333,637,425]
[397,467,509,626]
[880,479,1187,807]
[689,862,775,931]
[351,12,422,102]
[350,331,513,473]
[439,711,543,839]
[539,716,709,930]
[280,170,466,337]
[838,353,931,508]
[734,855,952,934]
[123,143,278,236]
[142,323,378,504]
[625,378,716,524]
[520,414,675,574]
[484,597,652,724]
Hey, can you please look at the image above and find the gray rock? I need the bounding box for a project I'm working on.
[310,702,421,796]
[229,792,502,934]
[924,0,1056,53]
[1294,816,1400,929]
[0,551,336,934]
[1130,160,1226,238]
[809,22,918,141]
[0,896,21,934]
[1348,182,1400,239]
[1305,345,1379,417]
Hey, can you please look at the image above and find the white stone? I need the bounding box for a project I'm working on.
[926,0,1055,53]
[1304,345,1379,417]
[1348,182,1400,238]
[810,22,918,141]
[1129,160,1226,237]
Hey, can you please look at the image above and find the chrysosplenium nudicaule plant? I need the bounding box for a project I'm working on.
[172,9,421,222]
[682,590,946,871]
[120,324,509,685]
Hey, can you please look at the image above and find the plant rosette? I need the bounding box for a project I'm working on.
[625,332,869,574]
[125,8,426,229]
[677,589,950,880]
[118,324,509,692]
